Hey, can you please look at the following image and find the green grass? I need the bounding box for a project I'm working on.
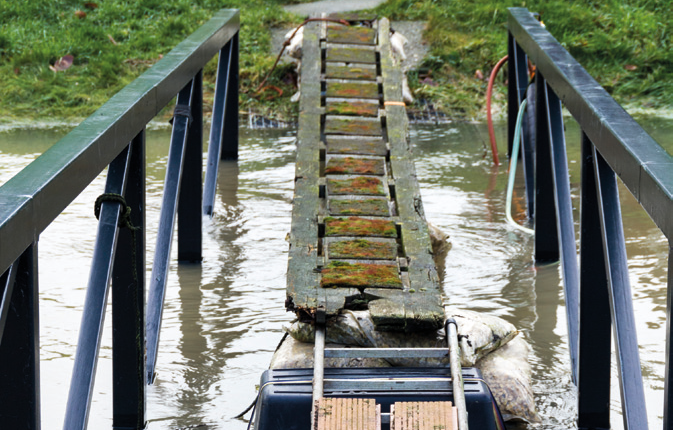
[0,0,301,123]
[374,0,673,118]
[0,1,670,122]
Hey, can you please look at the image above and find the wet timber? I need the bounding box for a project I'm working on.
[286,18,443,332]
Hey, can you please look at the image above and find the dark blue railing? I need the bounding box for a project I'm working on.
[508,7,673,430]
[0,9,239,430]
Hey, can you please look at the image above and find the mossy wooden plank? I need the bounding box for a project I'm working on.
[326,138,387,156]
[325,63,377,80]
[325,216,397,237]
[328,197,390,216]
[325,156,385,175]
[326,46,377,64]
[327,25,376,45]
[327,176,386,195]
[325,100,379,117]
[327,238,398,260]
[326,82,379,100]
[324,117,383,136]
[321,261,402,289]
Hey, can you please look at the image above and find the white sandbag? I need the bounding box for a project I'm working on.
[445,308,519,367]
[286,308,518,367]
[269,335,389,369]
[476,334,540,423]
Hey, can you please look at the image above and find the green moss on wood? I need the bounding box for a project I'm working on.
[325,101,379,117]
[329,198,390,216]
[325,216,397,237]
[326,139,387,156]
[329,239,398,259]
[325,157,384,175]
[324,118,383,136]
[326,47,377,64]
[327,25,376,45]
[326,82,379,99]
[328,176,385,195]
[325,64,377,80]
[321,261,402,289]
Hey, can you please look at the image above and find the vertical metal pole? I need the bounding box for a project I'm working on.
[221,32,239,161]
[522,81,536,220]
[593,147,648,430]
[0,244,40,430]
[507,33,527,159]
[203,40,235,216]
[666,242,673,430]
[577,132,611,429]
[545,85,579,381]
[178,70,203,263]
[112,131,146,430]
[534,72,559,262]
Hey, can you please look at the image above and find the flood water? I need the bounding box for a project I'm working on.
[0,114,671,430]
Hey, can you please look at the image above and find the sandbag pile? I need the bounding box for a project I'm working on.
[270,308,540,423]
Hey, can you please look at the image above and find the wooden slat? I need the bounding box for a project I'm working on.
[327,25,376,45]
[392,401,454,430]
[326,46,377,64]
[315,398,380,430]
[325,63,378,80]
[326,81,379,99]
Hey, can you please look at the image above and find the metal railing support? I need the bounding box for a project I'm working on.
[178,70,203,263]
[222,32,239,161]
[146,78,196,383]
[112,130,147,430]
[204,37,237,216]
[593,147,648,429]
[64,145,132,430]
[533,73,559,262]
[0,245,40,430]
[578,132,611,429]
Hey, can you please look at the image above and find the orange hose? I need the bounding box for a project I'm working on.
[486,55,508,166]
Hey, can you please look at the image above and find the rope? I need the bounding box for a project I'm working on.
[94,193,140,232]
[169,104,193,126]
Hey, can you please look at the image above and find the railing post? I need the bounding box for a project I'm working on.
[203,39,237,216]
[507,33,527,159]
[593,147,648,429]
[221,31,239,160]
[0,245,40,430]
[533,72,559,262]
[665,242,673,430]
[577,132,611,429]
[112,131,146,430]
[178,70,203,263]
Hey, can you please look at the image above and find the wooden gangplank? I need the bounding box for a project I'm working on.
[286,17,444,332]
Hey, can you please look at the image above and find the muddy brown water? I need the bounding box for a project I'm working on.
[0,115,671,429]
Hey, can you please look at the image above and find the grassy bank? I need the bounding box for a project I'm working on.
[0,0,301,123]
[375,0,672,118]
[1,1,670,123]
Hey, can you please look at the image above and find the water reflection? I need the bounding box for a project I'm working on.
[0,115,671,429]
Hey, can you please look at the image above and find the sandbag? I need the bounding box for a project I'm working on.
[269,335,390,369]
[286,308,518,367]
[476,334,540,423]
[445,308,519,367]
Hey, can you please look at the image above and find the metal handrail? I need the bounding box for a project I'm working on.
[507,7,672,430]
[0,9,240,430]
